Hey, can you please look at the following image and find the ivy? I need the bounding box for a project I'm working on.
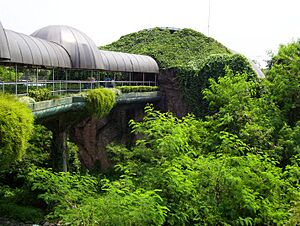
[101,28,230,69]
[102,28,256,117]
[85,88,116,118]
[177,53,257,116]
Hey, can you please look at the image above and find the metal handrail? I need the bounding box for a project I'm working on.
[0,80,157,96]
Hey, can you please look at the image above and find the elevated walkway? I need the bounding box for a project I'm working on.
[29,91,161,119]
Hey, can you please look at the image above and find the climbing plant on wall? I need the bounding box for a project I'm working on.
[177,54,257,116]
[101,28,257,117]
[101,28,230,69]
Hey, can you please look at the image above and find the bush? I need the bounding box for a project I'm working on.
[117,86,158,93]
[27,167,97,215]
[0,94,34,169]
[59,178,167,226]
[28,88,51,101]
[85,88,116,118]
[108,106,295,225]
[27,167,167,225]
[0,200,43,223]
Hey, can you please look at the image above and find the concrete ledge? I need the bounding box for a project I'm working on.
[30,91,161,119]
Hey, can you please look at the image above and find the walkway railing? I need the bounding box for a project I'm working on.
[0,80,156,96]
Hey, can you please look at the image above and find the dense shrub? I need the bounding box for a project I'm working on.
[28,88,51,101]
[27,167,167,225]
[117,86,158,93]
[85,88,116,118]
[59,179,167,225]
[0,94,34,169]
[0,200,43,223]
[107,105,295,225]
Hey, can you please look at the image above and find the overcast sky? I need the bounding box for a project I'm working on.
[0,0,299,67]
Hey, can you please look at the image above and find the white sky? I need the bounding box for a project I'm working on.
[0,0,299,67]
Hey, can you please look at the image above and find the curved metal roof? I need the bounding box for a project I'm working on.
[0,21,10,59]
[1,30,71,68]
[99,50,159,73]
[31,25,104,70]
[0,21,159,73]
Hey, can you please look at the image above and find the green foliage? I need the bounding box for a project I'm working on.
[178,54,257,116]
[28,88,51,101]
[117,85,158,93]
[66,141,81,173]
[0,66,19,82]
[108,106,295,225]
[0,201,43,223]
[0,185,44,223]
[287,200,300,226]
[85,88,116,118]
[26,125,52,167]
[0,94,34,169]
[59,178,167,226]
[202,70,282,154]
[102,28,230,69]
[266,40,300,125]
[27,167,167,225]
[101,27,258,117]
[27,167,97,217]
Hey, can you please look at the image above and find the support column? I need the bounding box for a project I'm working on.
[15,64,18,95]
[52,129,68,172]
[65,70,68,94]
[36,67,39,89]
[50,116,69,172]
[52,68,55,93]
[142,73,145,86]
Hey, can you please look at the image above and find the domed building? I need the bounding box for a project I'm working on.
[31,25,104,70]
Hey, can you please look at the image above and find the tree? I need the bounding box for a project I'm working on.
[107,106,295,225]
[202,69,282,156]
[266,40,300,126]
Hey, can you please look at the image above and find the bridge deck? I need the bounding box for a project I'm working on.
[30,91,161,119]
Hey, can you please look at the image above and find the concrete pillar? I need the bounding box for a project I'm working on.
[50,116,69,172]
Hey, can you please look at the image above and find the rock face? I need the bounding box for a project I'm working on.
[70,69,189,170]
[158,69,190,117]
[70,104,146,171]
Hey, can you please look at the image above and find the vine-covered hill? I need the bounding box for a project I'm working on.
[101,28,231,69]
